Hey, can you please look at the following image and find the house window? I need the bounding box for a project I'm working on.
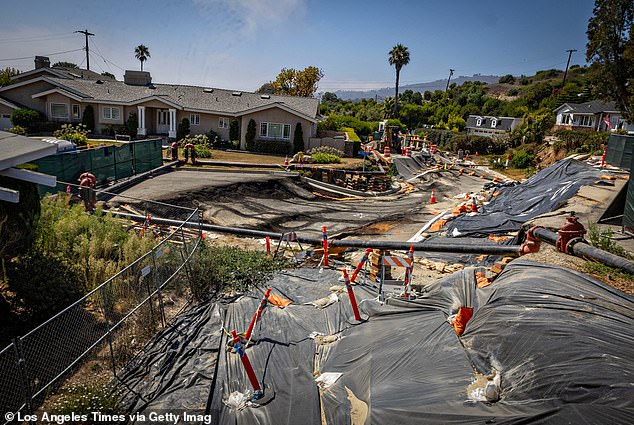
[219,117,229,128]
[50,103,68,119]
[491,118,497,128]
[103,106,121,120]
[259,122,291,139]
[476,118,482,126]
[579,115,592,126]
[190,114,200,125]
[72,104,80,119]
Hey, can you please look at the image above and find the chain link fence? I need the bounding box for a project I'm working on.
[1,189,202,423]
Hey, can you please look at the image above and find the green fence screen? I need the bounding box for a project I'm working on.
[606,134,634,171]
[33,138,163,194]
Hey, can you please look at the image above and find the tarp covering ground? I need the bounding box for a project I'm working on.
[118,261,634,424]
[446,159,602,237]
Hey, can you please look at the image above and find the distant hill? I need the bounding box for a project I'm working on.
[330,75,501,101]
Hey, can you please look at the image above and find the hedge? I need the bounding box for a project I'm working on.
[254,139,291,154]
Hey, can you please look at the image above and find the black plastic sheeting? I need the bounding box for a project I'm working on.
[118,262,634,423]
[446,159,602,237]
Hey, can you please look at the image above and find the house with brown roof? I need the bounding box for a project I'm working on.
[0,57,319,149]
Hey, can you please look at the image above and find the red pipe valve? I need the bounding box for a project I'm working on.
[556,213,586,254]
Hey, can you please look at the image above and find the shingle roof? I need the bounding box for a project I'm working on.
[0,131,57,171]
[44,77,319,120]
[12,66,115,83]
[465,115,521,132]
[554,100,619,114]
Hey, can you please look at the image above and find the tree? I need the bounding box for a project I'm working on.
[134,44,151,71]
[322,92,338,102]
[0,67,19,87]
[101,71,115,79]
[82,105,95,133]
[245,119,256,151]
[229,119,240,142]
[271,66,324,97]
[52,61,78,69]
[499,74,516,84]
[586,0,634,121]
[293,123,304,153]
[388,43,410,117]
[382,97,395,119]
[256,83,275,94]
[177,117,190,140]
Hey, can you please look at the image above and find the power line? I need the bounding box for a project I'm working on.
[0,48,84,62]
[90,38,123,73]
[0,31,75,43]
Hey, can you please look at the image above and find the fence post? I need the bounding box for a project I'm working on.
[100,285,118,378]
[151,248,167,328]
[13,338,33,416]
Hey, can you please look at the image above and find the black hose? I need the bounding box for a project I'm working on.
[107,211,523,256]
[532,227,634,275]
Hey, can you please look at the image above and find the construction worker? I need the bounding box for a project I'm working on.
[190,144,197,165]
[78,172,96,212]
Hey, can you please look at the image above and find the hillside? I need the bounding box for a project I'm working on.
[331,74,501,100]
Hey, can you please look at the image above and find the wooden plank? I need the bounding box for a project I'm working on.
[0,167,56,187]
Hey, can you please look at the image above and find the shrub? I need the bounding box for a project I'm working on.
[11,109,41,129]
[245,119,256,151]
[189,243,290,301]
[9,125,26,135]
[126,112,138,138]
[552,129,608,153]
[49,383,119,418]
[180,134,209,146]
[254,139,291,154]
[587,223,633,259]
[176,118,190,140]
[0,176,40,258]
[342,126,361,142]
[54,123,88,147]
[229,119,240,142]
[6,251,84,319]
[195,144,212,158]
[498,74,516,84]
[82,105,95,133]
[312,153,341,164]
[293,122,304,153]
[507,88,519,96]
[308,146,345,157]
[511,150,535,168]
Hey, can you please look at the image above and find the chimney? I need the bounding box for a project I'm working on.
[124,70,152,86]
[34,56,50,69]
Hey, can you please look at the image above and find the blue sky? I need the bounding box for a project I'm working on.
[0,0,596,92]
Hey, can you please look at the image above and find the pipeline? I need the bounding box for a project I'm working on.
[107,210,524,256]
[532,227,634,275]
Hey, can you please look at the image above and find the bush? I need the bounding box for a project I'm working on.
[511,150,535,168]
[312,153,341,164]
[293,122,304,153]
[6,251,84,319]
[54,123,88,147]
[507,88,519,96]
[342,126,361,142]
[195,144,212,158]
[308,146,345,157]
[229,119,240,142]
[189,243,290,301]
[180,134,209,146]
[49,383,119,418]
[126,112,138,138]
[9,125,26,135]
[552,129,608,153]
[176,118,190,141]
[82,105,95,133]
[11,109,41,129]
[498,74,516,84]
[245,119,256,151]
[587,223,633,259]
[254,139,291,154]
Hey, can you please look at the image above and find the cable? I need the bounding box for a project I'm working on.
[90,39,125,72]
[0,48,84,62]
[0,32,75,43]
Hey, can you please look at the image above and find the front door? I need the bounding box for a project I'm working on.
[157,109,170,134]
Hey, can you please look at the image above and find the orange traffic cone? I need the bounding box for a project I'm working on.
[471,196,478,213]
[284,156,289,166]
[430,189,437,204]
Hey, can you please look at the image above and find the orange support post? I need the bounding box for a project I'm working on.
[265,236,271,254]
[245,287,272,341]
[231,330,263,399]
[350,248,373,283]
[322,225,329,267]
[342,269,362,321]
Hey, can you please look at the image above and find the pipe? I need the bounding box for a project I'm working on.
[107,210,523,256]
[342,269,362,321]
[245,287,271,341]
[532,227,634,275]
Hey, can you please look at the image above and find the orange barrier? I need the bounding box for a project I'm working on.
[453,306,474,336]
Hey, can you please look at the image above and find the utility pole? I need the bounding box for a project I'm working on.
[75,29,95,70]
[445,69,455,92]
[562,49,577,86]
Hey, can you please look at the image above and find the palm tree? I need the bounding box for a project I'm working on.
[388,44,410,117]
[134,45,151,71]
